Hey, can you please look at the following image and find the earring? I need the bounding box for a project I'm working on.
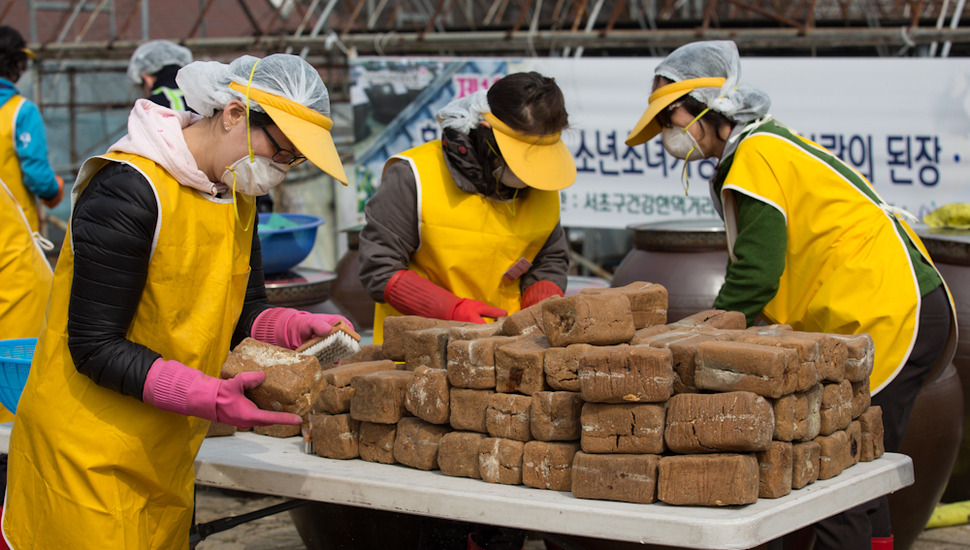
[224,123,230,132]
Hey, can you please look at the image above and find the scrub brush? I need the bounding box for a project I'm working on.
[296,321,361,367]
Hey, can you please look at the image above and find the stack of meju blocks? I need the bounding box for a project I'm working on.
[222,281,883,507]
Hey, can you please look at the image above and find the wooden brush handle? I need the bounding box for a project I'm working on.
[330,321,361,342]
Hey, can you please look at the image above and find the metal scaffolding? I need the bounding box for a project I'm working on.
[6,0,969,272]
[11,0,970,61]
[6,0,970,176]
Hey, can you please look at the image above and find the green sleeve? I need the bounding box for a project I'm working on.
[713,192,787,326]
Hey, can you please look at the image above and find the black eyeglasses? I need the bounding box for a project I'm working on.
[261,127,307,166]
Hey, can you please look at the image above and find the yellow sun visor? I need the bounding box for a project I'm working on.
[624,77,726,146]
[483,112,576,192]
[229,81,347,185]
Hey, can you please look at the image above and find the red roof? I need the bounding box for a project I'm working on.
[1,0,310,45]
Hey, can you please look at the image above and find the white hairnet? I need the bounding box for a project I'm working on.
[435,89,490,134]
[176,54,331,119]
[655,40,770,124]
[127,40,193,84]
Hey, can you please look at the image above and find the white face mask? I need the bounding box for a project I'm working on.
[221,155,288,197]
[492,165,529,189]
[661,125,706,161]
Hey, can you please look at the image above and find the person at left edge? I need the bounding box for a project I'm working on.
[0,130,54,544]
[0,26,60,526]
[0,25,63,233]
[2,53,351,550]
[359,72,577,344]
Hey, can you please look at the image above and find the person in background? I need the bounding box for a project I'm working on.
[127,39,194,111]
[2,53,351,550]
[359,72,577,348]
[0,25,63,233]
[624,40,956,550]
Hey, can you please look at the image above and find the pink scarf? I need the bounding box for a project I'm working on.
[110,99,228,196]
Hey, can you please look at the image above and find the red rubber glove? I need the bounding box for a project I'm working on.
[451,298,508,323]
[143,358,302,429]
[41,175,64,208]
[520,280,564,309]
[251,307,354,349]
[384,269,507,324]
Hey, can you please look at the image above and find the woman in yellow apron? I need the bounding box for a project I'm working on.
[0,25,62,534]
[2,53,350,550]
[358,72,576,549]
[625,40,956,550]
[0,181,51,386]
[0,176,53,521]
[359,72,577,346]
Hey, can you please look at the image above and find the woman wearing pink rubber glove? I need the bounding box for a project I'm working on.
[3,54,348,550]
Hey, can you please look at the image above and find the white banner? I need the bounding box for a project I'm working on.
[344,56,970,230]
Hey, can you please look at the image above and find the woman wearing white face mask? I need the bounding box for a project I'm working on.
[2,53,351,550]
[624,40,956,550]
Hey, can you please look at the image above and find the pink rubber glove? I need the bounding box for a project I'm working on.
[251,307,354,349]
[384,269,507,324]
[143,358,302,429]
[520,280,564,309]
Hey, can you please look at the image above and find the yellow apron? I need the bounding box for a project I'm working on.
[719,126,955,393]
[373,140,560,343]
[3,152,255,550]
[0,179,53,422]
[0,96,39,233]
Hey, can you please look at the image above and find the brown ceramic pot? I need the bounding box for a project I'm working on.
[611,220,727,323]
[916,228,970,503]
[329,230,376,331]
[889,362,964,550]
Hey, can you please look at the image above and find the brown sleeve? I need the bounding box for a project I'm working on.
[358,160,420,302]
[520,222,569,293]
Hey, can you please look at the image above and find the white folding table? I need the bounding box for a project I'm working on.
[0,424,913,549]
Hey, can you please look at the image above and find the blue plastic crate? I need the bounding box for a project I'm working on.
[0,338,36,414]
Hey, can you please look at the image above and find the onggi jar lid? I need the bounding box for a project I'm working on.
[628,219,727,252]
[913,223,970,265]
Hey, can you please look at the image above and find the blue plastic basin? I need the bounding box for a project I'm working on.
[258,213,325,274]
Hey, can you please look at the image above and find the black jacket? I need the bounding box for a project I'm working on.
[146,65,193,112]
[67,162,271,400]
